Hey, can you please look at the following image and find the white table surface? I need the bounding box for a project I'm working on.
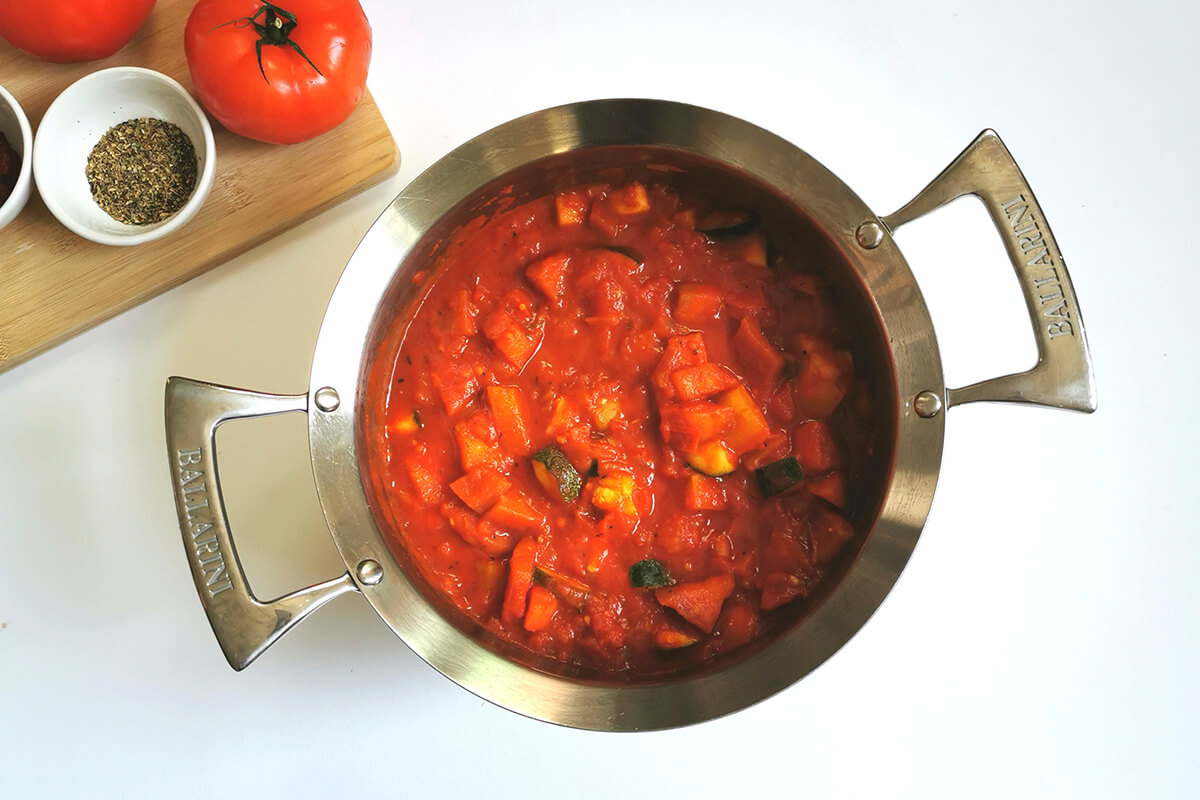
[2,1,1197,796]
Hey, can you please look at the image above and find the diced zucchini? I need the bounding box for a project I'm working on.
[590,471,638,515]
[533,565,591,609]
[629,558,672,588]
[531,444,582,503]
[754,456,804,498]
[609,182,650,215]
[715,384,770,454]
[696,209,755,237]
[654,625,700,649]
[602,246,644,267]
[391,410,421,434]
[686,440,737,477]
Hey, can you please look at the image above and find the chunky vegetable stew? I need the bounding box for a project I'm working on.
[369,180,882,674]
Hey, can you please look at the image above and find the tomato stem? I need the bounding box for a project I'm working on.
[212,1,323,83]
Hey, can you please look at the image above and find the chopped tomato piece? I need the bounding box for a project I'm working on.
[656,332,708,375]
[760,571,817,610]
[733,317,784,391]
[485,385,533,455]
[403,442,448,504]
[484,490,545,532]
[523,585,558,631]
[810,507,855,566]
[654,574,736,633]
[725,283,770,320]
[609,182,650,215]
[660,402,736,452]
[449,467,511,513]
[674,284,723,325]
[453,411,510,472]
[502,538,537,620]
[482,309,539,369]
[525,253,571,305]
[684,474,728,511]
[763,530,807,574]
[793,420,843,475]
[431,360,480,415]
[806,472,846,508]
[554,190,588,226]
[716,601,760,648]
[441,500,513,556]
[670,362,740,401]
[715,385,770,454]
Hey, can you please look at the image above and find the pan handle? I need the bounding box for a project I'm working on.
[880,129,1097,413]
[164,377,359,671]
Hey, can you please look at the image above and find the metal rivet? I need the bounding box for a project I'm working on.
[313,386,340,413]
[914,390,943,418]
[357,559,383,586]
[855,221,884,249]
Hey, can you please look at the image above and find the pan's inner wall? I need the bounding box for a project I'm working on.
[355,145,898,683]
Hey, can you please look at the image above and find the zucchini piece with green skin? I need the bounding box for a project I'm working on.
[696,209,756,238]
[531,444,583,502]
[629,558,672,588]
[755,456,804,498]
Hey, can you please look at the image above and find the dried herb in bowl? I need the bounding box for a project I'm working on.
[0,132,20,207]
[85,118,198,225]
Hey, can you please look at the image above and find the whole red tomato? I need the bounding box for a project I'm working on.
[0,0,156,63]
[185,0,371,145]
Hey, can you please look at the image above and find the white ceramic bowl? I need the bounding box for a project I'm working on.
[33,67,215,246]
[0,83,34,230]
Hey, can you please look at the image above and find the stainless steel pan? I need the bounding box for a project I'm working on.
[165,99,1095,731]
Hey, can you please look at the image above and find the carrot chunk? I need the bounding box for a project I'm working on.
[654,574,736,633]
[502,538,537,620]
[482,309,538,369]
[659,402,736,452]
[684,474,728,511]
[793,420,843,475]
[403,442,448,504]
[453,410,513,472]
[523,585,558,631]
[484,489,545,532]
[431,360,480,415]
[485,385,533,455]
[670,362,740,401]
[449,467,511,514]
[674,283,723,325]
[525,253,571,305]
[445,289,480,337]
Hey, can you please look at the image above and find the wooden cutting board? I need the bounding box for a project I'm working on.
[0,0,398,374]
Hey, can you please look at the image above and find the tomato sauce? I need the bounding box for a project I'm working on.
[367,180,880,674]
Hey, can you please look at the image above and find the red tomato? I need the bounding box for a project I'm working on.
[184,0,371,145]
[0,0,156,63]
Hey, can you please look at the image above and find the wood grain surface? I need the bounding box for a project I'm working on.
[0,0,398,373]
